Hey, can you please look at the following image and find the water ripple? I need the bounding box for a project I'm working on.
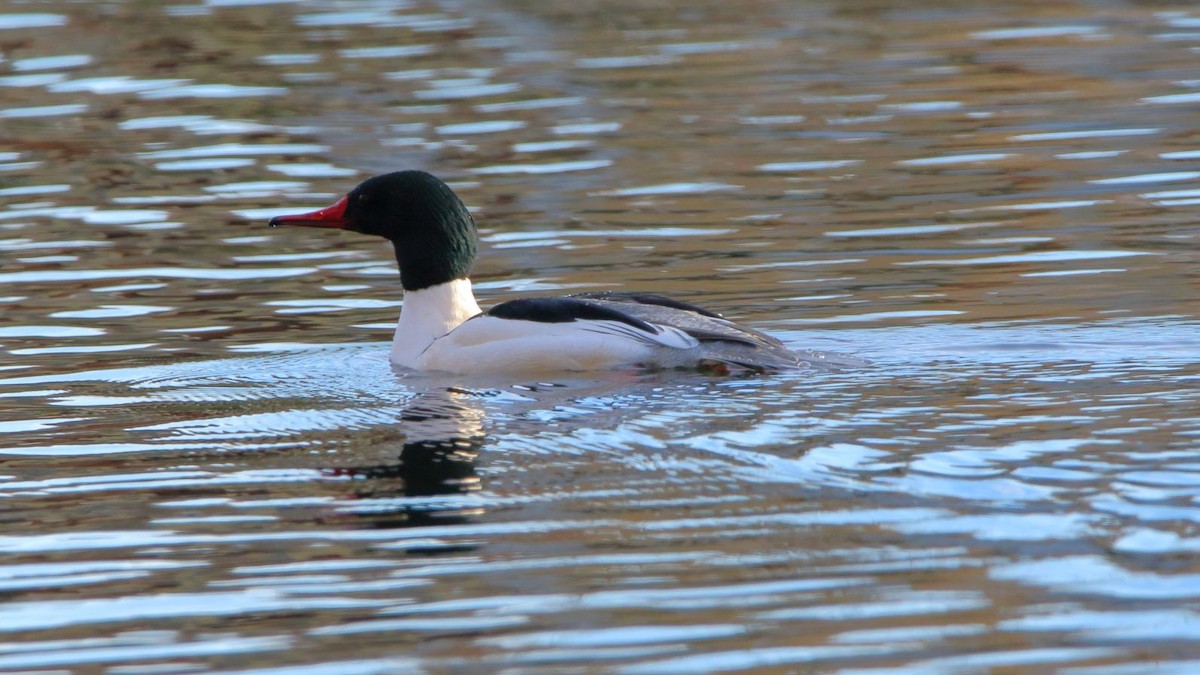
[1,1,1198,672]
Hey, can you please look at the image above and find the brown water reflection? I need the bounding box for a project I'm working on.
[2,0,1200,672]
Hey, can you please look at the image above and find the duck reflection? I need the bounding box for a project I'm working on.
[325,387,487,530]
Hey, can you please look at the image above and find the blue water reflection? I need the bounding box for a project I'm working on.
[2,0,1200,671]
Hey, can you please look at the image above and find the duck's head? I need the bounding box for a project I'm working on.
[269,170,478,291]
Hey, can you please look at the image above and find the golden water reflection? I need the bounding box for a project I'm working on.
[1,0,1199,671]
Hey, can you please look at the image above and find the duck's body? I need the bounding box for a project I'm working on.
[269,170,862,375]
[408,292,797,374]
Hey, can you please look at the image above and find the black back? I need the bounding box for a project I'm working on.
[486,297,657,333]
[568,291,724,318]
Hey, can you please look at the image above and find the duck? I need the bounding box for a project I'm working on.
[268,170,862,374]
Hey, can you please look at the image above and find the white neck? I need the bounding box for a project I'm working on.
[390,278,481,368]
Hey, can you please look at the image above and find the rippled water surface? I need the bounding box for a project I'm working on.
[3,0,1200,671]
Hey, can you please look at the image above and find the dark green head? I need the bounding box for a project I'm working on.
[269,170,478,291]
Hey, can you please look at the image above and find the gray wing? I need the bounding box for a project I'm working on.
[568,292,866,371]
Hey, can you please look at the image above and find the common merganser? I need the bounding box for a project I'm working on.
[269,170,861,374]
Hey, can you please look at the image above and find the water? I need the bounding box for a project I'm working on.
[2,0,1200,671]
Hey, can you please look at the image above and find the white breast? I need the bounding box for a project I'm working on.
[390,279,481,369]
